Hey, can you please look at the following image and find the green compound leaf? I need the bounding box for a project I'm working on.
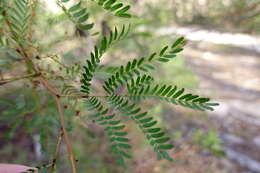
[92,0,131,18]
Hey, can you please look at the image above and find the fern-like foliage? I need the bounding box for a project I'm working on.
[91,0,131,18]
[85,96,132,164]
[127,74,154,94]
[107,94,174,161]
[103,37,185,94]
[81,24,130,94]
[58,0,94,31]
[80,35,218,163]
[7,0,31,44]
[127,82,219,111]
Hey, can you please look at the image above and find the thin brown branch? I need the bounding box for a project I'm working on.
[37,77,60,97]
[18,46,77,172]
[51,130,64,172]
[55,96,77,173]
[3,3,77,172]
[0,73,41,85]
[38,75,77,173]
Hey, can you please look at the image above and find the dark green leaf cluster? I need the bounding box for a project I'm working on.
[107,94,174,161]
[60,0,94,31]
[128,82,219,111]
[81,25,130,94]
[103,37,186,94]
[80,33,218,163]
[92,0,131,18]
[85,96,132,164]
[127,74,154,94]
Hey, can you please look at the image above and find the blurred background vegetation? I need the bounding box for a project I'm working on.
[1,0,260,172]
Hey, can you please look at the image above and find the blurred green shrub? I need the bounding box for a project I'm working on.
[193,129,225,157]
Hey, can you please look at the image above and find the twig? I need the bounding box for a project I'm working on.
[3,3,77,172]
[0,73,41,85]
[55,96,77,173]
[38,75,78,173]
[37,77,60,97]
[51,130,64,172]
[36,77,78,173]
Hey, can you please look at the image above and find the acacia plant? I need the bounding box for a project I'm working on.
[0,0,218,172]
